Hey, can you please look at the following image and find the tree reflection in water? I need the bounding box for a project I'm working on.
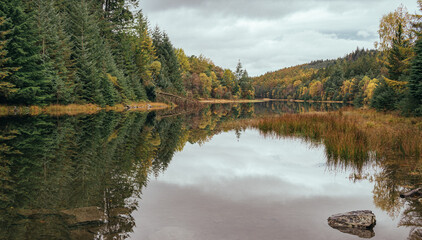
[0,102,420,239]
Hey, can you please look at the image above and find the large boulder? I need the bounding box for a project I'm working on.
[328,210,376,229]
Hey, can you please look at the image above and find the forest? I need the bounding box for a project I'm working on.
[254,2,422,115]
[1,0,422,116]
[0,0,255,107]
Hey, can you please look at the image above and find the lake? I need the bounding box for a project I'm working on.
[0,102,419,240]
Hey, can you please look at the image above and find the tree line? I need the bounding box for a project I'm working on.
[0,0,254,107]
[254,1,422,115]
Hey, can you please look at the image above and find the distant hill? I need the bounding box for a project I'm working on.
[253,48,381,103]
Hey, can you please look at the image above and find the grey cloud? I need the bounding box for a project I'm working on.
[320,30,378,41]
[142,0,319,19]
[140,0,419,76]
[142,0,401,19]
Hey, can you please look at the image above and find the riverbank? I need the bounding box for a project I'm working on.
[0,102,169,116]
[199,98,272,104]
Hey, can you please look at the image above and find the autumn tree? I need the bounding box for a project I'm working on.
[376,5,415,51]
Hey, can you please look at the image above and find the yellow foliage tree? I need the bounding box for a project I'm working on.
[309,81,323,98]
[376,5,415,51]
[364,78,379,104]
[340,80,354,96]
[175,48,191,74]
[199,73,212,97]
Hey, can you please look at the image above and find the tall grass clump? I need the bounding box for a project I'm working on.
[256,111,370,172]
[252,108,422,173]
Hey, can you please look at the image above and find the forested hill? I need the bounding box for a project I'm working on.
[253,48,380,105]
[0,0,255,107]
[254,1,422,115]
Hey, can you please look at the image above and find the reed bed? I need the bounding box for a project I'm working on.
[222,108,422,173]
[256,109,421,159]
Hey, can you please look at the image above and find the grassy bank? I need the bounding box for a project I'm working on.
[0,102,169,116]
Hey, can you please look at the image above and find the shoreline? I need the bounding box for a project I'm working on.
[0,102,170,116]
[269,99,353,104]
[199,98,272,104]
[199,98,352,104]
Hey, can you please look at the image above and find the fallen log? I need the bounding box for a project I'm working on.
[400,188,422,198]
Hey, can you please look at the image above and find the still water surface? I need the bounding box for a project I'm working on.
[132,130,407,240]
[0,102,418,240]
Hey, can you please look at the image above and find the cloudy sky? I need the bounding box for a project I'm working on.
[140,0,419,76]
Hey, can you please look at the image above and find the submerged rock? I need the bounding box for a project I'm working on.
[328,210,376,229]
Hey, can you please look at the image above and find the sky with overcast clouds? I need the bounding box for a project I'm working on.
[139,0,419,76]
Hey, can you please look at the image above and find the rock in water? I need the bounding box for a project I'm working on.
[328,210,376,229]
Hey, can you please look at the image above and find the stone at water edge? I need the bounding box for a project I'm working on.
[328,210,376,229]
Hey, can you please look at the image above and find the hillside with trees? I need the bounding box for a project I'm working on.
[0,0,254,107]
[254,2,422,115]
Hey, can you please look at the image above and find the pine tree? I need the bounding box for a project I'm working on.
[408,36,422,115]
[68,0,107,104]
[152,27,169,90]
[34,0,76,104]
[152,28,184,94]
[70,0,148,105]
[136,14,157,84]
[162,33,184,93]
[387,23,412,81]
[132,12,155,100]
[0,17,18,100]
[0,0,51,105]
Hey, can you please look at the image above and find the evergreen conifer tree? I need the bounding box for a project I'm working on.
[0,0,51,105]
[68,0,104,104]
[387,23,411,81]
[162,33,183,93]
[152,28,184,94]
[34,0,76,104]
[408,35,422,115]
[0,17,18,100]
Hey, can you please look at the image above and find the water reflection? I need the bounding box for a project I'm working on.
[131,130,407,240]
[0,101,419,239]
